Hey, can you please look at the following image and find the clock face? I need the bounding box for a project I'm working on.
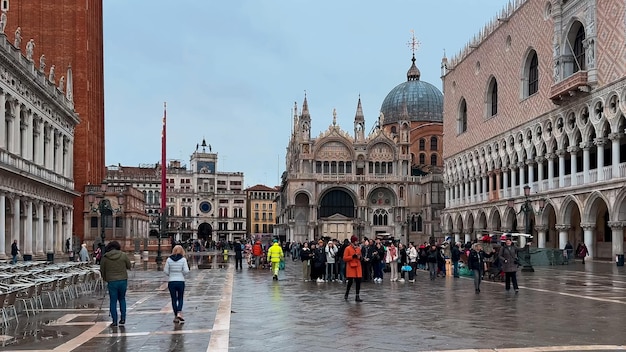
[199,201,212,213]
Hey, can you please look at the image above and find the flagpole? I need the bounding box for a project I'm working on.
[157,102,167,270]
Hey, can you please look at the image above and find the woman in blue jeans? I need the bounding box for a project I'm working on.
[100,241,131,327]
[164,245,190,323]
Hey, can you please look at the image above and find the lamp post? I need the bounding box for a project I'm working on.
[507,185,545,272]
[88,180,125,248]
[156,212,165,271]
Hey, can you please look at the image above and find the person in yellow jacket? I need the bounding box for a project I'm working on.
[267,239,284,281]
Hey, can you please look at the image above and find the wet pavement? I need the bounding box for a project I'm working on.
[1,253,626,352]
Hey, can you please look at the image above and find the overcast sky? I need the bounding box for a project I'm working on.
[103,0,509,187]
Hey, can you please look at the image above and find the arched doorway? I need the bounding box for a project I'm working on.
[318,189,356,241]
[198,222,212,243]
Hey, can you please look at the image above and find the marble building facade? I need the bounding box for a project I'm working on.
[0,21,79,260]
[441,0,626,259]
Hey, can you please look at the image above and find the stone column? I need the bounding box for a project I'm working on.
[55,208,63,254]
[547,153,555,189]
[595,138,606,181]
[44,125,52,169]
[510,166,517,196]
[12,197,20,244]
[569,146,579,186]
[67,208,73,252]
[537,156,545,191]
[47,206,54,254]
[557,150,566,187]
[24,199,33,260]
[582,143,591,184]
[445,187,450,207]
[495,170,501,198]
[609,133,622,179]
[527,161,534,190]
[0,192,5,259]
[454,232,461,244]
[481,175,487,201]
[7,101,16,154]
[580,223,595,259]
[13,103,21,155]
[36,201,44,255]
[518,162,526,195]
[54,132,62,174]
[502,167,509,198]
[475,177,480,201]
[464,233,471,244]
[608,221,624,260]
[536,225,547,248]
[0,93,6,149]
[556,224,569,250]
[469,177,475,202]
[25,110,33,161]
[488,171,494,199]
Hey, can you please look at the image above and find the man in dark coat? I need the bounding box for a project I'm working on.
[11,240,19,264]
[234,240,243,270]
[451,242,462,278]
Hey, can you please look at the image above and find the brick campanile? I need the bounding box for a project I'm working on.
[6,1,105,241]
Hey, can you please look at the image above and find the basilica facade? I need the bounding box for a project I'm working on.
[441,0,626,259]
[276,55,445,244]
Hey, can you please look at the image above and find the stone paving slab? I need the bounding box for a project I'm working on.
[1,255,626,351]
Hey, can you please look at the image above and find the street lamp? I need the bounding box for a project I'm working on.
[507,185,545,272]
[88,181,125,246]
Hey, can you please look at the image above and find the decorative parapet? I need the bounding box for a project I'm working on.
[549,71,590,104]
[446,0,528,71]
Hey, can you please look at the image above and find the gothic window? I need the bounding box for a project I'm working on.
[430,136,438,151]
[486,78,498,117]
[419,153,425,165]
[458,98,467,134]
[524,50,539,97]
[417,215,423,232]
[573,25,585,72]
[373,209,389,226]
[419,138,426,151]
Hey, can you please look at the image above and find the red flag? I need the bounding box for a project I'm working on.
[161,102,167,216]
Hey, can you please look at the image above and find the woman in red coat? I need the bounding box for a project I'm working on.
[343,235,363,302]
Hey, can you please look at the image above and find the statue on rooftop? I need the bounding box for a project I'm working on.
[39,54,46,71]
[26,39,35,61]
[0,12,7,34]
[14,27,21,48]
[49,65,55,82]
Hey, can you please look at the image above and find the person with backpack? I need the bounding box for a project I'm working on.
[252,240,263,269]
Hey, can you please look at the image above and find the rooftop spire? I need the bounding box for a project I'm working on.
[354,95,364,122]
[302,91,310,117]
[407,54,421,81]
[406,30,421,81]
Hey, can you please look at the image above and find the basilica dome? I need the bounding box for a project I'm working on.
[380,55,443,124]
